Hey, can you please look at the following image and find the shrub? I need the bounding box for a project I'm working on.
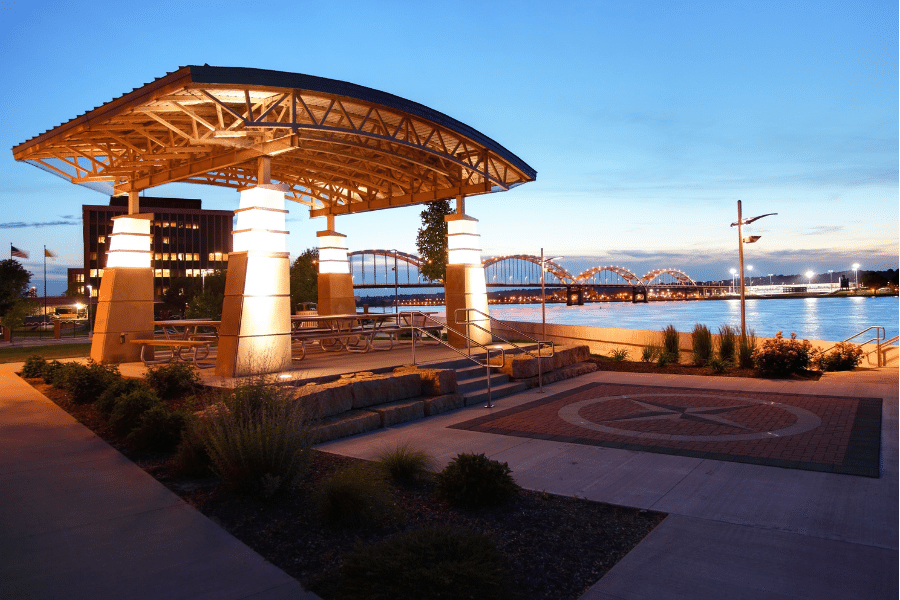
[816,342,865,371]
[336,526,510,600]
[718,325,737,363]
[58,360,121,405]
[609,348,629,361]
[752,332,814,376]
[434,453,520,509]
[197,380,311,496]
[738,330,757,369]
[641,344,660,363]
[108,387,164,437]
[127,405,187,452]
[662,325,680,361]
[707,357,731,373]
[144,361,201,400]
[41,360,67,386]
[656,351,677,367]
[173,417,212,477]
[21,355,47,378]
[377,441,435,485]
[315,463,401,528]
[691,324,713,365]
[95,378,150,417]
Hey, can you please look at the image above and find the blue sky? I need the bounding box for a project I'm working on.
[1,0,897,294]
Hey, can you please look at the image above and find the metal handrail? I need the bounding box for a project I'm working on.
[820,326,886,367]
[399,311,504,407]
[454,307,555,391]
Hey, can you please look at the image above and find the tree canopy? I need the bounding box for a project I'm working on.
[0,259,32,317]
[290,248,319,310]
[415,199,454,282]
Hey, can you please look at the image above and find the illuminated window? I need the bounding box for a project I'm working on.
[193,253,200,261]
[154,253,162,260]
[90,252,97,261]
[91,288,98,298]
[162,253,170,261]
[162,237,170,245]
[154,269,163,277]
[223,253,228,262]
[98,236,106,244]
[162,269,170,277]
[90,269,97,277]
[76,274,84,282]
[77,286,84,294]
[177,253,184,261]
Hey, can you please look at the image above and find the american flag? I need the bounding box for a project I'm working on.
[11,245,29,259]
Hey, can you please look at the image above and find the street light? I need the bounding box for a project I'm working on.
[806,270,814,286]
[730,268,737,293]
[86,284,93,338]
[540,248,564,340]
[747,265,753,288]
[730,200,777,337]
[768,273,773,286]
[828,269,834,290]
[852,263,860,289]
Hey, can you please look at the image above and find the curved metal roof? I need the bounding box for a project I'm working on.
[12,66,536,217]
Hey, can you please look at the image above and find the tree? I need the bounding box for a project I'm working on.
[185,270,227,319]
[416,199,454,281]
[0,259,32,317]
[290,248,319,311]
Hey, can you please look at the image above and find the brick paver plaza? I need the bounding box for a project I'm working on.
[452,382,882,477]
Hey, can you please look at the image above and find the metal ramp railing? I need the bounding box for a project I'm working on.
[399,311,504,407]
[821,326,888,367]
[454,308,555,392]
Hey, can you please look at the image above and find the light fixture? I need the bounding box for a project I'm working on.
[730,201,777,336]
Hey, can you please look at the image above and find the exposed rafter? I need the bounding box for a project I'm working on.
[13,66,536,218]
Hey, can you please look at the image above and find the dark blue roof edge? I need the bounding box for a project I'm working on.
[188,65,536,180]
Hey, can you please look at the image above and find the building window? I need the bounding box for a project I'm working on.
[98,236,106,244]
[90,252,97,261]
[162,237,170,245]
[75,274,84,282]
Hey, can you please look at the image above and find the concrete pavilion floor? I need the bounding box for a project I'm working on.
[1,340,897,599]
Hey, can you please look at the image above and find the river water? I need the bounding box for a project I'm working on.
[398,296,898,342]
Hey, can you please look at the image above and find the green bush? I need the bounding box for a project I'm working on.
[752,332,814,376]
[108,388,164,437]
[691,324,713,365]
[336,527,510,600]
[42,360,67,386]
[434,452,519,509]
[738,330,757,369]
[718,325,737,363]
[197,380,311,496]
[21,355,47,378]
[95,378,151,417]
[662,325,680,361]
[173,417,212,477]
[315,463,401,528]
[656,351,678,367]
[58,360,121,405]
[707,357,731,373]
[127,405,187,452]
[816,342,864,371]
[608,348,629,361]
[144,361,201,400]
[641,344,660,363]
[377,441,435,485]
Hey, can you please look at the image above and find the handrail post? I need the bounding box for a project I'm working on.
[538,340,543,393]
[485,349,493,408]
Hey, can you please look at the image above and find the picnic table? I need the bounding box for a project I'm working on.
[290,312,402,359]
[129,319,221,368]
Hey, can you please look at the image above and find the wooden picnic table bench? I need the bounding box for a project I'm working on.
[129,338,213,368]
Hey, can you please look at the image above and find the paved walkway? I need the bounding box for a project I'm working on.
[2,351,896,599]
[0,362,317,600]
[318,367,899,600]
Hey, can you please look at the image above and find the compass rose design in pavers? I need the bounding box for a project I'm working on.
[557,394,822,442]
[600,398,755,431]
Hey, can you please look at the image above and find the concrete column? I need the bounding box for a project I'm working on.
[444,212,491,348]
[215,184,292,377]
[316,226,356,315]
[90,213,154,363]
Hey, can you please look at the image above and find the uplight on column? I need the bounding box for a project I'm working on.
[105,214,152,268]
[447,217,481,265]
[317,234,350,274]
[232,186,289,253]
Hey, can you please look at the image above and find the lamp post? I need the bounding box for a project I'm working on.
[747,265,753,289]
[768,273,773,286]
[730,201,777,337]
[730,268,737,293]
[540,249,564,340]
[828,269,834,290]
[806,270,814,286]
[852,263,860,289]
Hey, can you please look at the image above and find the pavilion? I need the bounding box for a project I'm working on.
[11,66,536,376]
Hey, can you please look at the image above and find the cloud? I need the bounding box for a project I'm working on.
[0,218,80,229]
[801,225,844,236]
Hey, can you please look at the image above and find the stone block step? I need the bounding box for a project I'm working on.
[457,371,510,394]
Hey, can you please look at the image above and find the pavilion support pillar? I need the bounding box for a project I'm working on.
[215,184,292,378]
[316,217,355,315]
[444,205,491,348]
[90,213,154,363]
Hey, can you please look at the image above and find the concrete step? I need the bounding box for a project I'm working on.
[463,379,529,407]
[457,371,511,394]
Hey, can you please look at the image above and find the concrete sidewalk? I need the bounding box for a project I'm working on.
[0,362,317,600]
[318,367,899,600]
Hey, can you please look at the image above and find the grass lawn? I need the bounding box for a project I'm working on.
[0,343,91,364]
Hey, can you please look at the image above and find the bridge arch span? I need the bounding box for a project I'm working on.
[640,268,696,286]
[348,249,423,269]
[573,265,640,285]
[482,254,574,283]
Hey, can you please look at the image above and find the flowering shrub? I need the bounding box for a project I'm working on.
[752,332,814,376]
[815,342,865,372]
